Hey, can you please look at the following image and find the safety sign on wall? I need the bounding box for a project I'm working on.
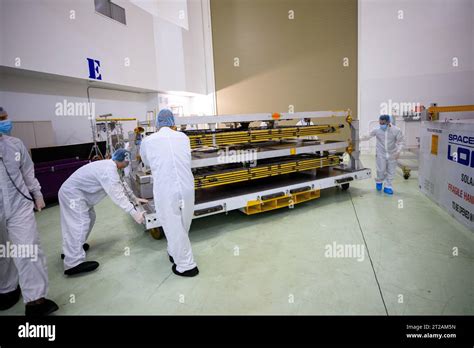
[419,121,474,231]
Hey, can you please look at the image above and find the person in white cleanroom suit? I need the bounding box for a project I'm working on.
[296,117,314,126]
[59,148,148,276]
[0,107,58,316]
[296,118,318,141]
[360,115,404,195]
[140,109,199,277]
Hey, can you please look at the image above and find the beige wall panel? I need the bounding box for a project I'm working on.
[11,121,36,150]
[211,0,358,142]
[33,121,56,148]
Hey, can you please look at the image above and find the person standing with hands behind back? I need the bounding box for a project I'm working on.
[0,107,59,316]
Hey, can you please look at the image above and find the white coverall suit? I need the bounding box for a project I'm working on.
[296,120,318,141]
[0,135,49,303]
[366,126,404,188]
[296,120,314,126]
[59,160,136,270]
[140,127,197,273]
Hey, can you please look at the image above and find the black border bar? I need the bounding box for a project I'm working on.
[0,315,472,345]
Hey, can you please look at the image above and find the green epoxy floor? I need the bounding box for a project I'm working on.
[4,156,473,315]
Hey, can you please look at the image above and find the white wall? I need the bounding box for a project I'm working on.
[154,16,187,92]
[155,92,214,117]
[0,0,215,95]
[359,0,474,152]
[182,0,209,95]
[153,0,213,95]
[132,0,189,29]
[148,0,217,118]
[0,0,4,66]
[0,0,158,90]
[0,0,216,146]
[0,73,152,145]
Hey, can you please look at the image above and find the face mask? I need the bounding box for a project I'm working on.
[380,124,388,131]
[0,120,12,135]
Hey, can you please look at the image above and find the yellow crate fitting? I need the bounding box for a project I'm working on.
[346,142,353,155]
[428,105,474,114]
[96,117,137,121]
[243,189,321,215]
[194,155,340,189]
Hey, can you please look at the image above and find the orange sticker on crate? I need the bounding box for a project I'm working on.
[431,135,438,155]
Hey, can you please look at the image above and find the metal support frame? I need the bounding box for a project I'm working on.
[127,110,370,229]
[421,104,474,121]
[156,110,350,126]
[348,119,362,170]
[191,141,348,168]
[142,168,371,228]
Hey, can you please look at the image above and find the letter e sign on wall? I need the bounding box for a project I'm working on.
[87,58,102,80]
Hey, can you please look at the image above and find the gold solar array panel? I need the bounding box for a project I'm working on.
[187,124,340,149]
[194,154,340,189]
